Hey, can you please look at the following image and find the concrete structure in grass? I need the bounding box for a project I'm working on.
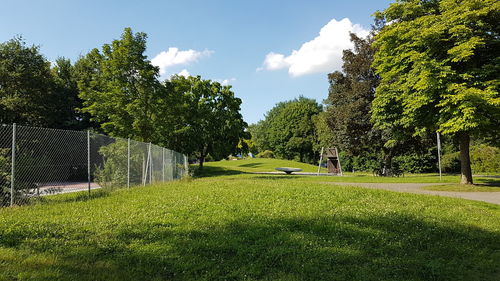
[275,167,303,174]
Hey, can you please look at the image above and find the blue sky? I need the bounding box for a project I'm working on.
[0,0,393,124]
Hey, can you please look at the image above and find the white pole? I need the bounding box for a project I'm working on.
[184,155,189,176]
[437,132,442,181]
[10,123,16,206]
[87,130,91,195]
[127,138,130,188]
[317,147,324,176]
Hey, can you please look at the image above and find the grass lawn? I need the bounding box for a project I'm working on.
[202,158,500,185]
[0,159,499,280]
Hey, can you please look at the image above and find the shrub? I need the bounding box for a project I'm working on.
[470,144,500,174]
[257,150,274,158]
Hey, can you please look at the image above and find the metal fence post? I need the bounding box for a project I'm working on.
[184,155,189,176]
[127,138,130,188]
[87,130,91,195]
[10,123,16,206]
[162,147,165,182]
[149,142,152,184]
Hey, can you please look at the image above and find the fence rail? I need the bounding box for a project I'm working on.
[0,124,188,207]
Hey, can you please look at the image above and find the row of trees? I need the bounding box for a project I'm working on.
[0,28,248,167]
[250,0,499,184]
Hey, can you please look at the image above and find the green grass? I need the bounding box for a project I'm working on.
[203,157,322,173]
[202,158,500,185]
[423,184,500,192]
[0,160,499,280]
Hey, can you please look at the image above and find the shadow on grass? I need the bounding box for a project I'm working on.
[29,189,112,205]
[476,179,500,186]
[1,213,499,280]
[238,162,264,168]
[194,165,247,178]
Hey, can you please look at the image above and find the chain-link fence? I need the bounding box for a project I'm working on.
[0,124,188,207]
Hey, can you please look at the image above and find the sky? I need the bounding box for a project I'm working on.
[0,0,393,124]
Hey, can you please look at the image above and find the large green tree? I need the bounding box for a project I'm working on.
[0,37,57,127]
[51,57,95,130]
[259,97,322,163]
[76,28,162,142]
[326,33,382,156]
[372,0,500,184]
[162,75,248,167]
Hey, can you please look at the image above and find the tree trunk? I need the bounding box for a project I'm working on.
[458,132,473,185]
[198,145,207,169]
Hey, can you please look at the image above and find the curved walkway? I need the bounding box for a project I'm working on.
[323,182,500,205]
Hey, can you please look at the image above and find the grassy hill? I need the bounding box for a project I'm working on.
[203,157,322,173]
[0,159,499,280]
[202,158,499,185]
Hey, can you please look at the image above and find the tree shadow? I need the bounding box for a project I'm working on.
[238,162,264,168]
[194,166,246,178]
[2,213,499,280]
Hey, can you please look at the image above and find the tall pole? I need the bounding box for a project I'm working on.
[437,132,442,181]
[127,138,130,188]
[317,147,324,176]
[87,130,91,195]
[162,147,165,182]
[10,123,16,206]
[149,143,152,184]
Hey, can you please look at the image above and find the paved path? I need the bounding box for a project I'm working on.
[323,182,500,205]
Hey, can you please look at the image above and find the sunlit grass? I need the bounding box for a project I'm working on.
[201,158,499,185]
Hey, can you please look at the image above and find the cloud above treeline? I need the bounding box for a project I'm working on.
[151,47,213,76]
[257,18,369,77]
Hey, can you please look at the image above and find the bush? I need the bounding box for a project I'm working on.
[470,144,500,174]
[441,151,460,173]
[393,152,436,173]
[257,150,274,158]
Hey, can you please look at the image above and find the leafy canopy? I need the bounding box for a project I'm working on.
[162,75,248,165]
[372,0,500,137]
[76,28,162,142]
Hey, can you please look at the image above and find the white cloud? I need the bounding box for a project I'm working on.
[219,78,236,86]
[177,69,190,77]
[258,18,369,77]
[151,47,213,75]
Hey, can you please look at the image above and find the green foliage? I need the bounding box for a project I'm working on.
[76,28,162,142]
[256,97,322,163]
[0,148,11,206]
[393,151,437,173]
[0,37,91,130]
[256,150,274,158]
[441,151,461,173]
[0,171,499,280]
[162,75,248,166]
[470,144,500,173]
[372,0,500,182]
[325,33,382,156]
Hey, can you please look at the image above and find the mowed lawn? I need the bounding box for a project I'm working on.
[202,158,500,184]
[0,160,499,280]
